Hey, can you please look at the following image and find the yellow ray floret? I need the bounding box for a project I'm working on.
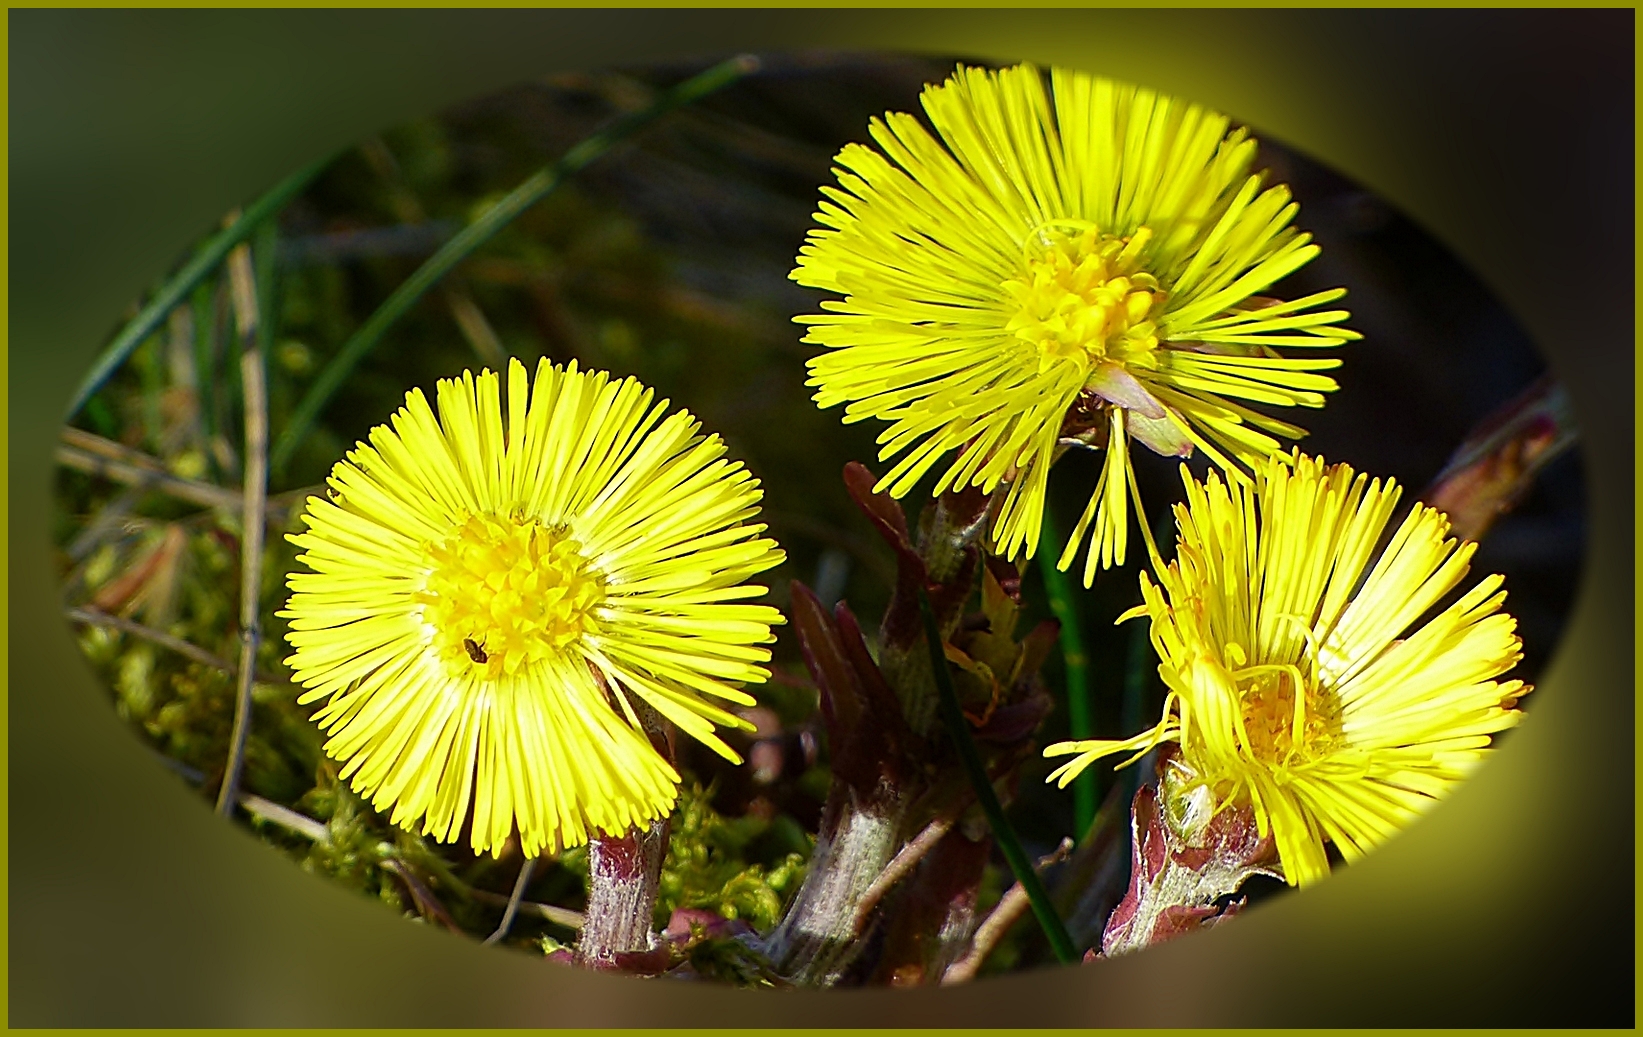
[793,63,1358,582]
[1043,452,1529,886]
[280,358,786,857]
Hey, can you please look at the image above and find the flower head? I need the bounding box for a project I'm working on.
[793,63,1358,582]
[1044,453,1529,886]
[281,358,785,857]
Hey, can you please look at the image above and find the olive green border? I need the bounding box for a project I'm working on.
[8,7,1634,1027]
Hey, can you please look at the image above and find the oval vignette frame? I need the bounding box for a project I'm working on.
[11,9,1632,1028]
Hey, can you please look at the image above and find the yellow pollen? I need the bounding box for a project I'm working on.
[1002,224,1165,372]
[1232,663,1341,766]
[415,513,603,680]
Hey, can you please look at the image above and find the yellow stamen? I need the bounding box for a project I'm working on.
[417,514,603,679]
[1002,226,1165,372]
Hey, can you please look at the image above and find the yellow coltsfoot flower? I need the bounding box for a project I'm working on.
[793,63,1358,583]
[281,358,785,857]
[1044,453,1529,886]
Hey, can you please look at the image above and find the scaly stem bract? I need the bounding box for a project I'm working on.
[918,586,1078,965]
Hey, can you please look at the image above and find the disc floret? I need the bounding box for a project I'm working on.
[417,513,604,679]
[1004,224,1165,373]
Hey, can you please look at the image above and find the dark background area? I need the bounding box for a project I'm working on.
[10,8,1632,1026]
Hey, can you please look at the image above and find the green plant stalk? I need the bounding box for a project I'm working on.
[64,153,331,421]
[1121,614,1152,802]
[1035,507,1095,840]
[917,586,1079,966]
[216,240,270,818]
[270,53,760,475]
[1119,507,1172,800]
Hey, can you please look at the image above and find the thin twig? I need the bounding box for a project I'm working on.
[444,288,509,369]
[66,605,235,673]
[484,857,539,945]
[241,793,331,844]
[67,599,304,697]
[380,858,464,934]
[943,837,1075,985]
[149,712,580,933]
[216,238,269,817]
[65,485,143,562]
[57,441,241,512]
[58,427,310,517]
[155,752,332,845]
[60,425,170,469]
[272,54,760,473]
[851,815,954,935]
[951,887,1031,982]
[64,153,331,420]
[466,887,585,931]
[267,485,326,512]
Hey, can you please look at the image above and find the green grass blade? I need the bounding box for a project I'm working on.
[64,153,332,421]
[1035,507,1096,840]
[1121,611,1152,802]
[1120,507,1172,799]
[918,586,1080,965]
[270,54,760,475]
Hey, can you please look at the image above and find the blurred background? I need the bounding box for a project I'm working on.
[11,9,1631,1026]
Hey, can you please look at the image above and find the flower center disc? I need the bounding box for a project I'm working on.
[1002,224,1165,370]
[1234,663,1341,765]
[417,513,603,679]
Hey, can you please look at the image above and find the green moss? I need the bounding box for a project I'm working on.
[656,781,810,933]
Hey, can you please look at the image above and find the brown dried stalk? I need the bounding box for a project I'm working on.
[69,604,228,674]
[380,858,464,935]
[466,885,585,931]
[485,858,539,946]
[58,428,312,517]
[57,435,241,512]
[851,815,955,935]
[66,605,292,687]
[240,793,330,844]
[942,837,1075,984]
[215,238,269,817]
